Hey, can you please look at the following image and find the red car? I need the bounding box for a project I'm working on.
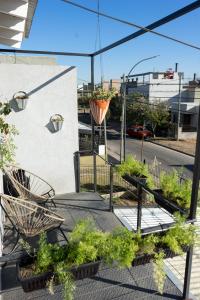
[126,125,153,139]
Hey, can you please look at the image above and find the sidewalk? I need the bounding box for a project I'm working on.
[150,139,196,156]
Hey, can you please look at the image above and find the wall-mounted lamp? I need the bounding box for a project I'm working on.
[50,114,64,131]
[13,91,29,110]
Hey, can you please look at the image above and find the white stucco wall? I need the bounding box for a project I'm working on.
[0,63,78,194]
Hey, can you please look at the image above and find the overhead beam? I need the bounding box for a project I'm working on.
[0,12,25,33]
[92,0,200,56]
[0,0,28,19]
[0,27,23,42]
[0,48,92,57]
[0,37,21,48]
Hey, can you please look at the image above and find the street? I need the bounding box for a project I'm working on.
[108,135,194,178]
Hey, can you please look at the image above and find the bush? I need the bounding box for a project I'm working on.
[160,169,192,209]
[116,155,154,188]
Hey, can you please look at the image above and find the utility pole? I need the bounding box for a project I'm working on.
[120,55,159,163]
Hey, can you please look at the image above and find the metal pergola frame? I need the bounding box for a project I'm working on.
[1,1,200,298]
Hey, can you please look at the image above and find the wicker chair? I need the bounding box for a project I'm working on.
[3,166,56,207]
[0,194,67,251]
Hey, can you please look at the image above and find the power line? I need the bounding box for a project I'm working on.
[61,0,200,52]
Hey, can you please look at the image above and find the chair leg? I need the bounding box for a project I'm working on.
[59,227,68,242]
[51,199,56,208]
[6,232,20,255]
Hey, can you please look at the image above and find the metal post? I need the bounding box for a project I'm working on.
[177,72,182,141]
[123,79,127,162]
[75,151,80,192]
[104,118,108,160]
[93,151,97,192]
[137,184,143,231]
[120,74,126,163]
[91,56,95,152]
[109,165,113,212]
[183,104,200,299]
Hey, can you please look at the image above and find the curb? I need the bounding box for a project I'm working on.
[148,140,195,158]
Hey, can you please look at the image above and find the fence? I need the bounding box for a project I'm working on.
[78,152,190,215]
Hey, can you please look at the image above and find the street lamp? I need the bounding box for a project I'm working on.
[120,55,160,163]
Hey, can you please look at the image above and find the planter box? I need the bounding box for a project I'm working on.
[153,189,188,215]
[132,245,189,267]
[122,174,147,188]
[17,256,101,293]
[71,260,101,280]
[17,256,53,293]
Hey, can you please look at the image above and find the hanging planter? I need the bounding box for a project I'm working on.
[89,99,110,125]
[89,88,116,125]
[50,114,64,131]
[13,91,29,110]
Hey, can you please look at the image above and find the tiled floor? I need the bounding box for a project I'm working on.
[1,262,183,300]
[114,206,174,232]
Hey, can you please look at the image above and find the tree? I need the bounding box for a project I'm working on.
[146,101,169,137]
[127,94,170,137]
[108,95,122,121]
[126,94,148,125]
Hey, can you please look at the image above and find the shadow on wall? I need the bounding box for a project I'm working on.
[45,121,56,133]
[9,66,75,111]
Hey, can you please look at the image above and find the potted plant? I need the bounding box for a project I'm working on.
[153,169,191,215]
[13,91,29,110]
[88,88,116,125]
[116,155,154,189]
[17,218,137,300]
[50,114,64,131]
[17,216,197,298]
[132,214,197,294]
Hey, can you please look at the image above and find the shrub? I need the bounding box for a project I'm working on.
[160,169,192,209]
[116,155,154,188]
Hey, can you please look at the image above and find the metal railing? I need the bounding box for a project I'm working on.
[74,150,195,233]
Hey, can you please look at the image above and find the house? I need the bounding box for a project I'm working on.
[125,68,199,139]
[126,69,182,104]
[171,78,200,139]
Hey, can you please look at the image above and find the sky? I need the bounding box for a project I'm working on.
[4,0,200,83]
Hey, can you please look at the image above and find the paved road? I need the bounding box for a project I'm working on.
[108,135,194,178]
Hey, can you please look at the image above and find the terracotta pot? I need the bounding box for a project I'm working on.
[89,99,110,125]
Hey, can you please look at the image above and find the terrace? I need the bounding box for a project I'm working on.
[0,1,200,300]
[0,192,188,300]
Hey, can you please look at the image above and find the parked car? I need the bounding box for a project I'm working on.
[126,125,153,139]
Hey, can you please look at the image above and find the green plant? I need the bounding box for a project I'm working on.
[116,155,154,188]
[153,251,166,294]
[21,219,139,300]
[51,114,64,122]
[0,102,18,169]
[102,227,139,268]
[161,213,197,255]
[89,88,117,101]
[160,169,192,209]
[21,216,197,299]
